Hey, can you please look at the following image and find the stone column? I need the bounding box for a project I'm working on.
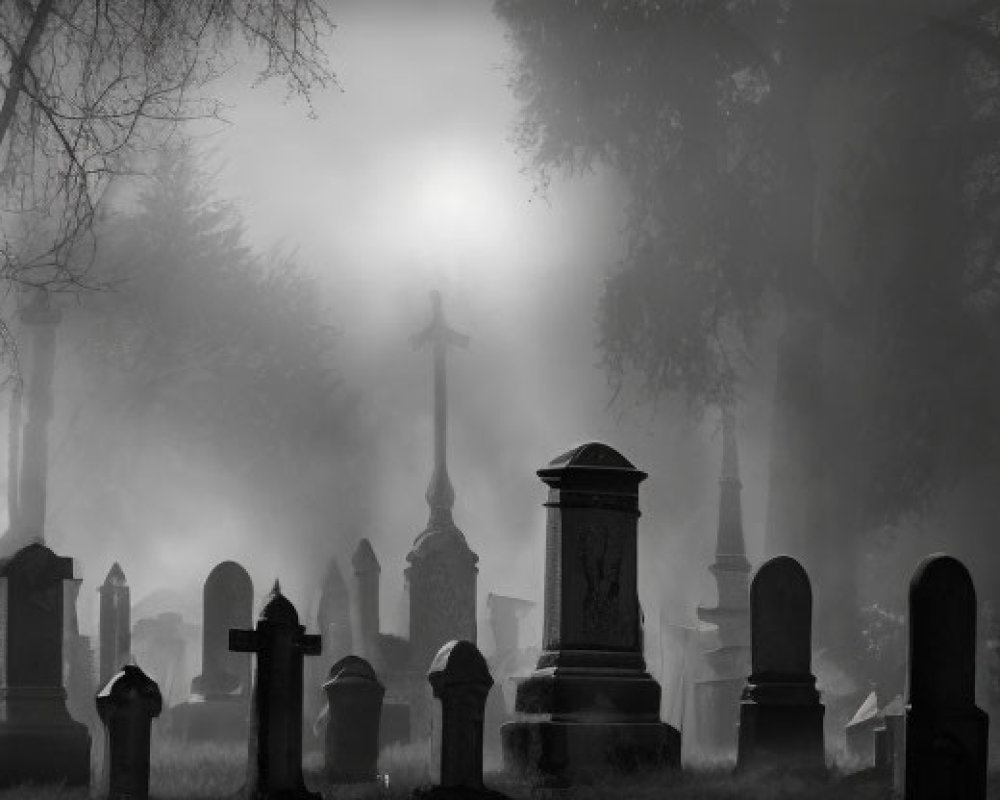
[351,540,380,660]
[428,640,492,792]
[323,655,384,784]
[98,563,131,687]
[230,581,321,800]
[502,443,679,784]
[736,555,825,774]
[96,664,162,800]
[903,554,987,800]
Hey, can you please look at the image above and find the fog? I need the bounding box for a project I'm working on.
[10,0,771,660]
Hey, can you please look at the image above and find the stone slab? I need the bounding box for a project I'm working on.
[513,669,661,721]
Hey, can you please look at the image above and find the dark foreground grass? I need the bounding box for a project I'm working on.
[0,741,999,800]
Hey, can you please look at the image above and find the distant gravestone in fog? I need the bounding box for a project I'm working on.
[174,561,252,741]
[96,664,162,800]
[323,655,384,784]
[230,581,321,800]
[736,555,825,774]
[99,562,131,687]
[845,691,879,767]
[351,539,380,660]
[903,554,987,800]
[318,558,353,667]
[428,640,493,793]
[0,543,90,785]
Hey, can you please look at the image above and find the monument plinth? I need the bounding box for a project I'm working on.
[502,443,679,783]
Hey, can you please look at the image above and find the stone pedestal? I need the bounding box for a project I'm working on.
[0,544,90,786]
[736,556,825,775]
[502,444,679,785]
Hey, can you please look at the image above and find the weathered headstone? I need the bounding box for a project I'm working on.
[99,563,131,687]
[845,691,879,767]
[903,554,987,800]
[96,664,162,800]
[502,443,679,783]
[305,557,352,748]
[429,640,493,792]
[351,540,380,660]
[175,561,252,741]
[874,694,904,780]
[130,612,191,712]
[323,655,384,783]
[230,581,321,800]
[484,594,534,760]
[0,543,91,785]
[736,555,825,774]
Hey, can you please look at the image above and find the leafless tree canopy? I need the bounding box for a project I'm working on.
[0,0,335,292]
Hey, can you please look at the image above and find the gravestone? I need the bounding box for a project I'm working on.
[502,443,679,784]
[230,581,321,800]
[428,640,493,793]
[323,655,384,783]
[130,612,191,712]
[874,694,904,780]
[484,594,534,761]
[351,540,380,660]
[99,562,131,687]
[845,691,879,766]
[175,561,252,741]
[903,554,987,800]
[0,543,90,785]
[305,557,353,748]
[736,555,825,774]
[96,664,162,800]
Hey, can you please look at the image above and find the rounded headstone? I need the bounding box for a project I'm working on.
[97,664,162,718]
[907,553,976,709]
[750,555,812,677]
[427,640,493,696]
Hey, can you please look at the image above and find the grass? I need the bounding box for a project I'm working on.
[0,739,997,799]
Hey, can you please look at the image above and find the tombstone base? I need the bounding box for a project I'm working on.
[501,719,679,784]
[171,695,249,741]
[903,705,987,800]
[512,667,663,720]
[0,719,90,786]
[736,698,826,774]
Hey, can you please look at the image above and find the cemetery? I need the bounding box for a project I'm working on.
[4,1,1000,799]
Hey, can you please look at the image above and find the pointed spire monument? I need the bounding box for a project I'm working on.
[693,405,752,756]
[405,291,479,682]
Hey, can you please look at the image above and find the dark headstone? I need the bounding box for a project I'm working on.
[96,664,162,800]
[230,580,321,800]
[194,560,253,697]
[502,443,679,784]
[736,555,825,774]
[99,563,131,687]
[177,561,252,742]
[429,640,492,791]
[903,554,987,800]
[0,543,90,785]
[323,655,384,783]
[845,691,879,767]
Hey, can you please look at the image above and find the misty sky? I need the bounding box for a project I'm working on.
[40,0,774,653]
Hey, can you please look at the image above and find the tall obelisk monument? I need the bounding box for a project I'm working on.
[405,291,479,674]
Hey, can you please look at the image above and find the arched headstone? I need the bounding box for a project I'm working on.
[737,555,825,773]
[903,554,987,800]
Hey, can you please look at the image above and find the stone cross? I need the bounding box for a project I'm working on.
[503,443,678,783]
[192,560,253,698]
[410,290,469,530]
[96,664,162,800]
[428,640,493,791]
[98,562,131,687]
[737,555,825,774]
[904,554,987,800]
[230,581,321,800]
[323,655,385,784]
